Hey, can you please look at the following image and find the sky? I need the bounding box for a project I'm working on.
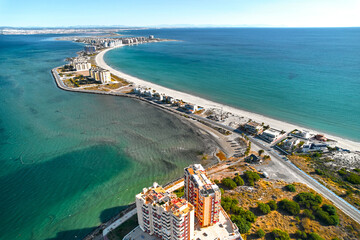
[0,0,359,28]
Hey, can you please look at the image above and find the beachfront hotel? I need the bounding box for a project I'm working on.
[136,182,195,240]
[184,164,221,227]
[89,67,111,84]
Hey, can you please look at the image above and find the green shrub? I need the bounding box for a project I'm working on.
[322,204,336,215]
[267,200,278,210]
[256,228,265,238]
[312,152,322,158]
[302,209,315,220]
[243,171,261,186]
[271,229,290,240]
[295,192,322,209]
[220,188,224,195]
[234,175,244,186]
[346,173,360,184]
[258,202,271,215]
[315,169,325,175]
[345,225,354,232]
[231,215,251,234]
[243,210,257,223]
[222,177,237,189]
[295,230,307,239]
[278,199,300,215]
[286,184,296,192]
[314,208,339,226]
[338,168,348,176]
[221,196,235,212]
[173,187,184,198]
[307,232,325,240]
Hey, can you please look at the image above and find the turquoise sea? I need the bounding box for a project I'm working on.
[1,28,360,240]
[106,28,360,142]
[0,35,216,239]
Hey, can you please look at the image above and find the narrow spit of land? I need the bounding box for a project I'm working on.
[51,37,360,239]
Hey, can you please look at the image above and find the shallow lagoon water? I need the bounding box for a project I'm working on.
[0,35,215,239]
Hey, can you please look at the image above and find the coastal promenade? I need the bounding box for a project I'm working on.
[52,67,360,225]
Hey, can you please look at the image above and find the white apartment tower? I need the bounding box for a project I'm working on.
[136,182,195,240]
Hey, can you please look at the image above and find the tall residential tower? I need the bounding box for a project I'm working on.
[184,164,221,227]
[136,182,195,240]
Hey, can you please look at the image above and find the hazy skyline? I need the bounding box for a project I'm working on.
[1,0,360,28]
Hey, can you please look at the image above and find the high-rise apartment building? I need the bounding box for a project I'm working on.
[136,182,195,240]
[184,164,221,227]
[89,67,111,84]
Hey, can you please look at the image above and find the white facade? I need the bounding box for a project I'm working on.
[89,67,111,84]
[261,128,282,143]
[136,183,195,240]
[73,62,91,71]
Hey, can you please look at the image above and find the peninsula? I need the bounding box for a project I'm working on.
[51,34,360,240]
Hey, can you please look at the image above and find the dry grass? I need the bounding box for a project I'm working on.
[104,83,122,89]
[288,155,360,211]
[111,74,130,85]
[224,179,360,239]
[216,150,227,161]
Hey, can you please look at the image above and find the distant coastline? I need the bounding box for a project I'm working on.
[96,46,360,152]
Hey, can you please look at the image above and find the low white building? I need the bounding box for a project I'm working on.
[144,90,153,98]
[184,104,199,113]
[302,142,328,153]
[166,97,175,104]
[283,138,300,150]
[291,129,311,139]
[261,128,283,143]
[244,122,263,134]
[153,93,164,101]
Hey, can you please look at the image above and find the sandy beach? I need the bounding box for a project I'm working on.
[96,46,360,152]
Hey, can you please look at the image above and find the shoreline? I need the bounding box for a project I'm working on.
[96,46,360,152]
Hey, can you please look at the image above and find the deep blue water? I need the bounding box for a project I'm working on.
[106,28,360,141]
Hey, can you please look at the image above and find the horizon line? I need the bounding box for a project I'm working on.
[1,25,360,29]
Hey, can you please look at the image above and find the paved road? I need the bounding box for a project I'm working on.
[189,114,360,224]
[165,180,184,193]
[103,208,137,238]
[52,69,360,224]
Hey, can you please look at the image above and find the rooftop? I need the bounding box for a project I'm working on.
[245,121,262,127]
[186,164,219,197]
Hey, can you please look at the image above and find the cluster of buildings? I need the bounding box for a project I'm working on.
[242,121,285,143]
[89,67,111,84]
[136,164,240,240]
[133,87,202,113]
[79,35,159,54]
[278,129,332,154]
[84,45,97,54]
